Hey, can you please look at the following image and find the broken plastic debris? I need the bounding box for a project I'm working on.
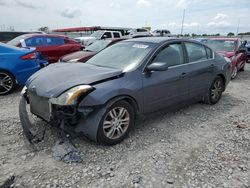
[51,140,82,163]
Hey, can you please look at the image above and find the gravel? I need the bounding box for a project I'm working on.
[1,65,250,187]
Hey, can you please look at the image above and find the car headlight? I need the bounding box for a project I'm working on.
[21,86,27,95]
[49,85,94,106]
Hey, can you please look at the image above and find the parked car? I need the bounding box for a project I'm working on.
[206,38,247,79]
[19,37,231,146]
[246,43,250,62]
[60,39,124,63]
[0,43,48,95]
[126,28,152,38]
[75,30,122,47]
[7,34,81,63]
[152,30,171,37]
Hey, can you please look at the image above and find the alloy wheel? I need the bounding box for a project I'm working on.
[103,107,130,140]
[211,80,223,102]
[0,72,14,95]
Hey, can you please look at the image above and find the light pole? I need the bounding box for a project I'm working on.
[181,9,186,35]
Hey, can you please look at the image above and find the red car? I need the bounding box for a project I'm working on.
[206,38,247,79]
[60,39,124,63]
[7,34,81,63]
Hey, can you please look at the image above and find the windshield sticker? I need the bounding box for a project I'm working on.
[132,44,149,49]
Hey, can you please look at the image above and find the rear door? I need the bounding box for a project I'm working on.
[44,36,66,63]
[184,42,214,98]
[143,42,189,113]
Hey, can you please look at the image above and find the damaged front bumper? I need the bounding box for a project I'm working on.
[19,88,101,144]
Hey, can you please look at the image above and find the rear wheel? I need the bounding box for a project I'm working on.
[97,100,135,145]
[204,76,224,105]
[239,62,246,71]
[0,71,16,95]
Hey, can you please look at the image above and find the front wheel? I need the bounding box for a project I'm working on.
[97,100,135,145]
[0,71,16,95]
[204,76,224,105]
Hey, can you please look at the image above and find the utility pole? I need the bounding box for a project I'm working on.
[236,18,240,36]
[180,9,185,35]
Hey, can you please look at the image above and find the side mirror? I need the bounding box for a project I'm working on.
[146,62,169,72]
[101,35,107,39]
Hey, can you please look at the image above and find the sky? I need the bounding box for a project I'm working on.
[0,0,249,35]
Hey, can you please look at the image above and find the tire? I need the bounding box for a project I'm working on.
[97,100,135,145]
[239,62,246,72]
[0,71,16,95]
[231,66,238,79]
[204,76,224,105]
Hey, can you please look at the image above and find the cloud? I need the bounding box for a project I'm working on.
[15,0,43,9]
[137,0,151,6]
[175,0,201,9]
[0,0,7,6]
[60,8,81,19]
[168,22,200,27]
[168,22,178,27]
[207,20,232,28]
[109,3,121,8]
[214,13,229,20]
[184,22,200,27]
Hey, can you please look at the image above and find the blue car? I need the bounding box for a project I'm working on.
[0,43,48,95]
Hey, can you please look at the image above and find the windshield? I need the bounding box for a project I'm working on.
[206,40,236,52]
[90,31,104,39]
[7,35,26,46]
[86,42,153,71]
[84,40,111,52]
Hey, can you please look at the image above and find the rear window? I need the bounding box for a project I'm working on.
[185,42,207,62]
[6,35,26,46]
[45,37,65,46]
[25,36,45,47]
[113,32,120,38]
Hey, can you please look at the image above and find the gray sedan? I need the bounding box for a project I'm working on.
[19,37,231,145]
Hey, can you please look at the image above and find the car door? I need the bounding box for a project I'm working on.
[143,42,189,113]
[184,42,214,98]
[43,36,66,63]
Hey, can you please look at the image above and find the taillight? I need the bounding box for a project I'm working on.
[21,52,37,60]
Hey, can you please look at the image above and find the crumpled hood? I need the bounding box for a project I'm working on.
[217,51,235,58]
[26,63,122,98]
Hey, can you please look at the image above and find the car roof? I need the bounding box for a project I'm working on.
[209,37,239,41]
[125,37,178,44]
[18,33,68,39]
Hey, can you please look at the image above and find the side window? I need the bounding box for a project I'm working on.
[185,42,207,62]
[104,32,112,38]
[152,43,184,67]
[45,37,65,46]
[25,37,45,47]
[206,47,213,59]
[113,32,120,38]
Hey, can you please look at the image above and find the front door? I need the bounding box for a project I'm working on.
[143,42,189,113]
